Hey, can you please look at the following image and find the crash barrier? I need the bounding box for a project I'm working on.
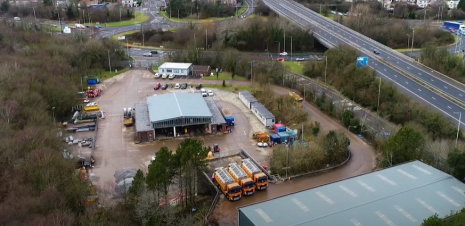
[205,149,242,162]
[287,149,352,181]
[239,149,274,183]
[202,172,221,226]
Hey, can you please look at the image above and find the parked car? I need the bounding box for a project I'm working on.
[154,73,161,78]
[277,57,285,62]
[195,84,202,90]
[207,90,214,96]
[154,83,161,90]
[257,142,268,147]
[373,50,380,55]
[279,52,288,56]
[143,52,152,57]
[125,45,132,49]
[175,83,181,89]
[162,74,168,79]
[161,83,168,90]
[168,74,175,80]
[295,58,305,61]
[150,50,158,55]
[200,88,207,97]
[181,83,188,89]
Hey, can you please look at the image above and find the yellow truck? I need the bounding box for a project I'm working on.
[213,167,242,201]
[241,158,269,190]
[123,108,133,127]
[227,163,255,196]
[83,105,100,113]
[289,91,304,108]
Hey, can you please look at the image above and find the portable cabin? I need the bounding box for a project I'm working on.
[251,102,275,127]
[238,91,258,110]
[277,132,290,143]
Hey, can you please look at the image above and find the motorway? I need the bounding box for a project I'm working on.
[263,0,465,129]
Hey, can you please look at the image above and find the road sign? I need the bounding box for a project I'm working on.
[356,57,368,68]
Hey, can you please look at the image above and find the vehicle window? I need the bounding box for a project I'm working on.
[258,177,267,183]
[231,187,241,194]
[245,182,254,188]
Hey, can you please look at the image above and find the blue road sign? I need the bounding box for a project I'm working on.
[356,57,368,68]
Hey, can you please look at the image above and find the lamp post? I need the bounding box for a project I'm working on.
[290,36,293,62]
[107,50,112,73]
[377,77,381,112]
[411,28,415,55]
[250,60,255,87]
[455,112,462,147]
[406,34,410,53]
[324,56,328,84]
[275,41,280,55]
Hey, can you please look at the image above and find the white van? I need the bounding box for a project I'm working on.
[200,88,207,97]
[13,17,20,21]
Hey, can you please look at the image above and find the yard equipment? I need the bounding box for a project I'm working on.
[123,108,134,127]
[212,144,220,152]
[221,108,235,126]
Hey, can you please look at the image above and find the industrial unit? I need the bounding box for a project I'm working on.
[238,91,258,109]
[157,62,193,76]
[237,161,465,226]
[134,103,154,143]
[250,103,275,127]
[204,99,227,133]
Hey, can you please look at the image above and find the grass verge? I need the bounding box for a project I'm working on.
[284,62,305,74]
[235,6,247,16]
[159,11,230,23]
[203,84,254,93]
[100,68,130,80]
[202,72,247,81]
[84,12,148,27]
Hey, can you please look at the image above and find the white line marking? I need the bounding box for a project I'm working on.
[418,73,421,75]
[452,186,465,196]
[397,61,399,64]
[413,165,432,175]
[436,191,461,207]
[405,81,409,84]
[339,185,358,197]
[460,94,464,97]
[292,198,310,212]
[394,74,397,77]
[394,205,417,222]
[397,169,417,180]
[350,219,362,226]
[407,67,410,69]
[416,198,439,213]
[255,208,273,223]
[431,79,434,82]
[376,211,397,226]
[448,106,452,109]
[384,69,387,71]
[316,191,335,204]
[432,96,436,100]
[377,175,397,186]
[418,89,421,92]
[445,86,448,89]
[358,180,376,192]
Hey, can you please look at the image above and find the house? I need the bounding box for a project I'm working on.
[158,62,193,76]
[192,65,211,77]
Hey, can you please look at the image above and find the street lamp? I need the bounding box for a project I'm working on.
[323,56,328,84]
[406,34,410,53]
[275,41,280,55]
[377,77,381,112]
[411,28,415,55]
[290,36,293,62]
[455,112,462,147]
[250,60,255,86]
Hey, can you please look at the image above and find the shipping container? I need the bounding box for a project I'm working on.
[273,124,285,133]
[251,102,275,127]
[270,134,280,144]
[277,132,290,143]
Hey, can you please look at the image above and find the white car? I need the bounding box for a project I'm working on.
[168,74,175,80]
[207,90,214,96]
[161,74,168,79]
[279,52,288,56]
[200,88,207,97]
[143,52,152,57]
[175,83,180,89]
[295,58,305,61]
[154,73,161,78]
[257,142,268,147]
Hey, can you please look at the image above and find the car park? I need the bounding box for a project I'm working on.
[279,52,288,56]
[175,83,180,89]
[161,74,168,79]
[207,90,214,96]
[180,83,188,89]
[195,84,202,90]
[161,83,168,90]
[295,58,305,61]
[143,52,152,57]
[154,83,161,90]
[168,74,175,80]
[154,73,161,78]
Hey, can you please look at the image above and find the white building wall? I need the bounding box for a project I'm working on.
[158,67,191,76]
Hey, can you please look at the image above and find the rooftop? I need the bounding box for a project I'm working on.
[134,103,153,132]
[251,102,274,118]
[147,93,212,123]
[238,161,465,226]
[158,62,192,69]
[204,99,227,125]
[239,90,258,103]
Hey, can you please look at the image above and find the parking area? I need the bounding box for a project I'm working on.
[90,69,271,192]
[63,130,95,162]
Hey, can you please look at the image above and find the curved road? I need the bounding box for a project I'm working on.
[263,0,465,129]
[211,81,375,226]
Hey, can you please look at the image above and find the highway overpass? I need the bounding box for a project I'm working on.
[264,0,465,129]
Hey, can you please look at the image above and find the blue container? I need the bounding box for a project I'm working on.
[87,79,97,86]
[277,132,290,143]
[270,134,280,144]
[277,126,286,133]
[286,130,298,139]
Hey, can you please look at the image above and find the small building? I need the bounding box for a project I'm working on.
[192,65,211,77]
[158,62,193,77]
[238,91,258,110]
[204,99,227,133]
[237,160,465,226]
[251,102,275,127]
[134,103,155,143]
[147,93,213,137]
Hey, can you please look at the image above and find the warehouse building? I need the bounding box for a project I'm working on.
[158,62,193,76]
[134,103,154,143]
[237,160,465,226]
[147,93,213,138]
[204,99,227,133]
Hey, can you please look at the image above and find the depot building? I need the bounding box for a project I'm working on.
[134,93,227,143]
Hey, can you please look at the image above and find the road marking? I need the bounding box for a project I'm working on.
[444,86,448,89]
[431,79,434,82]
[460,94,464,97]
[377,175,397,186]
[405,81,409,84]
[350,219,362,226]
[255,208,273,223]
[292,198,310,212]
[416,198,439,213]
[394,205,417,222]
[448,106,452,109]
[357,180,376,192]
[418,89,421,91]
[432,97,436,100]
[316,191,334,204]
[394,75,397,77]
[437,191,461,206]
[339,185,358,197]
[418,73,421,75]
[376,211,396,226]
[397,61,399,64]
[384,69,387,71]
[452,186,465,196]
[413,164,432,175]
[397,169,417,179]
[407,67,410,69]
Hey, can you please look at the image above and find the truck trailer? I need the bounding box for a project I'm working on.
[214,167,242,201]
[221,108,235,126]
[227,163,255,196]
[444,21,463,30]
[241,158,268,190]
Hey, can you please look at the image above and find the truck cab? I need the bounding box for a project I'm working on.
[214,167,242,201]
[228,163,255,196]
[241,158,269,190]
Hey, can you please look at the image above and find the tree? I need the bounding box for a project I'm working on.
[458,0,465,12]
[382,126,424,167]
[0,0,9,12]
[146,147,173,197]
[127,169,146,203]
[447,149,465,182]
[43,0,52,6]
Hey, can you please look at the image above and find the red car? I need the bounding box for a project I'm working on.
[154,83,161,90]
[125,45,132,49]
[277,57,285,62]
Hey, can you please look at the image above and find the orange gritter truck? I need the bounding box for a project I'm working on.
[227,163,255,196]
[213,167,242,201]
[241,158,269,190]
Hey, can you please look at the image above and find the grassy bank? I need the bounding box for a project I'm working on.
[159,11,231,23]
[284,61,305,74]
[100,67,130,80]
[203,84,253,93]
[84,12,148,27]
[202,72,247,81]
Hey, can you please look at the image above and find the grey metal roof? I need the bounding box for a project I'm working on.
[204,99,226,125]
[147,93,212,123]
[251,102,274,118]
[238,160,465,226]
[239,90,258,103]
[134,103,153,132]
